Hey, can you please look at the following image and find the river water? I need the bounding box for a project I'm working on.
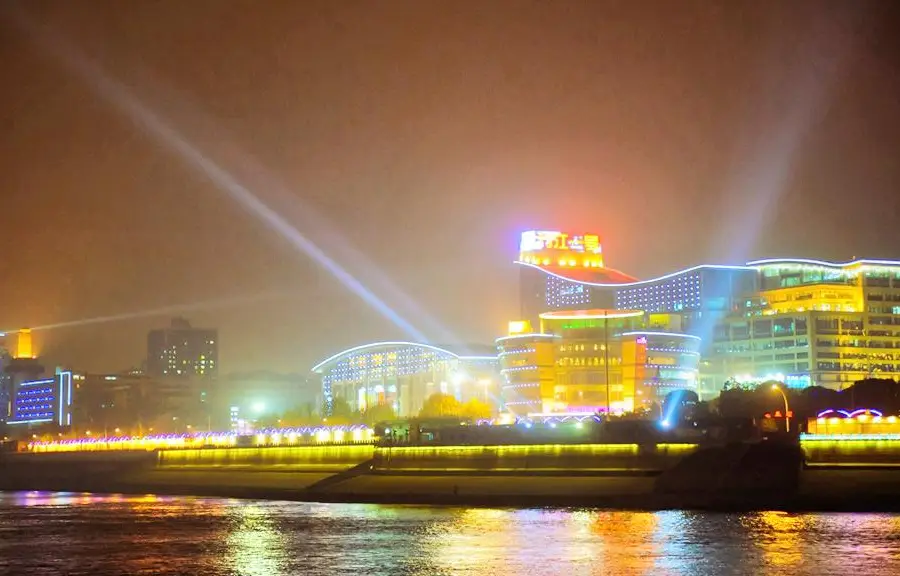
[1,492,899,575]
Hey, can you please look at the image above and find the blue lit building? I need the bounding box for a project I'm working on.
[613,266,758,324]
[312,342,499,418]
[7,370,73,428]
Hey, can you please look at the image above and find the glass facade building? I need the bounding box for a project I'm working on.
[312,342,499,418]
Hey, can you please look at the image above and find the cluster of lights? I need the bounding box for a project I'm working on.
[26,425,375,453]
[500,365,537,373]
[801,434,900,442]
[646,347,701,355]
[497,347,536,357]
[253,425,373,446]
[616,271,703,313]
[546,275,592,308]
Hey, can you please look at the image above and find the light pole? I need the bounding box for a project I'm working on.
[771,384,790,433]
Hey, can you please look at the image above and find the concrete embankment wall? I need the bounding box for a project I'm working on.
[12,441,900,510]
[371,443,697,473]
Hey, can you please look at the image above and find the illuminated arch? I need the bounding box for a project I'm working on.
[311,341,496,373]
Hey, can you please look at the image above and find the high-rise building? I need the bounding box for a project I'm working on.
[147,317,218,379]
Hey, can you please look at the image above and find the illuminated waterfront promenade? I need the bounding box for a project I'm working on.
[25,425,375,453]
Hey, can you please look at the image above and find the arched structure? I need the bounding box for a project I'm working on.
[312,342,499,418]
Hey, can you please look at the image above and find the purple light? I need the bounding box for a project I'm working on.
[817,408,886,419]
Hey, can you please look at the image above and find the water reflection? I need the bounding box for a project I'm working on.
[4,493,900,575]
[225,504,286,576]
[748,511,806,570]
[426,508,668,576]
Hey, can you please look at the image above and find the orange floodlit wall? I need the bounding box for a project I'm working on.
[15,328,35,359]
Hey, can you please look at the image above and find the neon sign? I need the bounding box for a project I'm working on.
[520,231,602,254]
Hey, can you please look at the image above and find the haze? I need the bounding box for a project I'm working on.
[1,0,899,374]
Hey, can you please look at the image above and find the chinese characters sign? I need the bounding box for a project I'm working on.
[519,231,603,254]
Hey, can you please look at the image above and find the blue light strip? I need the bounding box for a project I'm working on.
[58,375,63,426]
[514,260,754,288]
[747,258,900,269]
[21,379,55,387]
[7,418,54,425]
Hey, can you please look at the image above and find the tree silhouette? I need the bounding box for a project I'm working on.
[418,393,462,418]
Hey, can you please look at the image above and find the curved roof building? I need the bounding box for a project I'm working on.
[312,342,499,418]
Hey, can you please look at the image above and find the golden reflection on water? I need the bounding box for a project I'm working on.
[225,504,286,576]
[427,508,665,576]
[747,511,805,570]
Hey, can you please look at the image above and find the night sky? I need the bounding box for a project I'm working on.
[1,1,899,374]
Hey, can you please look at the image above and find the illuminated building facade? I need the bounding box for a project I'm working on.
[7,370,73,428]
[312,342,499,418]
[517,231,638,324]
[496,311,700,416]
[147,317,218,379]
[495,323,559,415]
[513,230,900,396]
[614,266,758,332]
[709,259,900,391]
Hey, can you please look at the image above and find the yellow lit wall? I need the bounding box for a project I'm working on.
[538,311,645,414]
[507,320,531,335]
[761,285,863,314]
[497,333,558,416]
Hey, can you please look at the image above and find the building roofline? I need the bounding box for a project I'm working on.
[515,260,754,288]
[746,258,900,269]
[494,333,561,343]
[310,341,497,373]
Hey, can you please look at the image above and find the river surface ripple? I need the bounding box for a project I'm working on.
[2,491,900,575]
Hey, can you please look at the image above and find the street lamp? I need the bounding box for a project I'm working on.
[771,384,790,433]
